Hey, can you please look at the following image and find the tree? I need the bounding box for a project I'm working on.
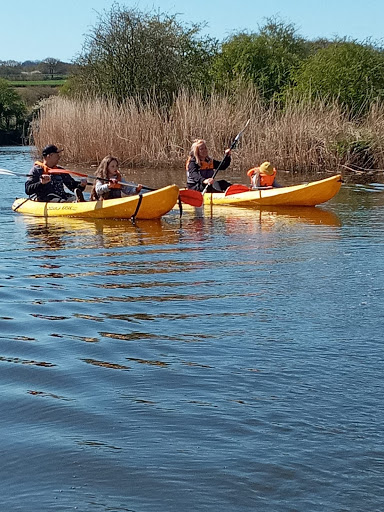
[290,40,384,115]
[0,62,21,78]
[41,57,63,79]
[0,78,26,130]
[212,18,309,101]
[70,4,218,102]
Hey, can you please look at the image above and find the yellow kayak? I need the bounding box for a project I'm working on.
[203,175,343,207]
[12,185,179,220]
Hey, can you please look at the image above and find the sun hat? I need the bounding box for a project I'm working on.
[259,161,274,176]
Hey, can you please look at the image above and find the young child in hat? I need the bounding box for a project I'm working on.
[247,161,281,188]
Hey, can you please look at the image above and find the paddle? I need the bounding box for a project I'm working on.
[0,168,92,180]
[202,119,251,195]
[178,189,202,207]
[224,184,274,196]
[0,167,203,207]
[224,184,250,196]
[0,168,93,186]
[0,168,32,177]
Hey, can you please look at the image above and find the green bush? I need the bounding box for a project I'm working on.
[330,135,376,168]
[212,19,309,101]
[290,40,384,116]
[0,78,26,130]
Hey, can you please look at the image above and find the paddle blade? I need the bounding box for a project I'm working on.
[0,168,16,175]
[179,189,203,207]
[225,184,250,196]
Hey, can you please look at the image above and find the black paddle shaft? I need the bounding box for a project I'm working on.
[203,119,250,193]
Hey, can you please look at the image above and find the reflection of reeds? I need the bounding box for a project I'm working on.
[31,89,384,175]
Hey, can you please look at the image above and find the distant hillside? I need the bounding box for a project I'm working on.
[0,59,74,82]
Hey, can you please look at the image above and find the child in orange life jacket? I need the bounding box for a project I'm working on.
[247,161,282,188]
[90,156,142,200]
[186,139,232,192]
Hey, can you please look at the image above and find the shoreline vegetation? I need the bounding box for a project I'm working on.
[32,90,384,179]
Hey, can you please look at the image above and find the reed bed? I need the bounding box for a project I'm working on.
[31,90,384,176]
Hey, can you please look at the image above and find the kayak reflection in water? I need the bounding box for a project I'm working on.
[247,161,282,188]
[186,139,232,193]
[90,156,142,201]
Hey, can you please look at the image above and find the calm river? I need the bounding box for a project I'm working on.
[0,146,383,512]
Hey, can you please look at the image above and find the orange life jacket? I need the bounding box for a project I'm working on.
[199,159,214,171]
[247,167,277,187]
[35,160,52,173]
[185,156,214,171]
[186,156,215,183]
[91,170,122,201]
[107,170,122,189]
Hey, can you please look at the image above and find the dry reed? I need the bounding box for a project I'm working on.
[31,89,384,176]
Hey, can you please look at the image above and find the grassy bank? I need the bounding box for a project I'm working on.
[31,90,384,177]
[11,80,66,87]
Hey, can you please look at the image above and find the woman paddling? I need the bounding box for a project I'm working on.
[186,139,232,193]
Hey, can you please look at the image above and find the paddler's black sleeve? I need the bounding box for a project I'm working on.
[186,157,205,191]
[25,166,45,196]
[213,153,231,171]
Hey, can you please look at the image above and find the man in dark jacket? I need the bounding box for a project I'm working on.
[25,145,87,202]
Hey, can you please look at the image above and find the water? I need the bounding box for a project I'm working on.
[0,146,384,512]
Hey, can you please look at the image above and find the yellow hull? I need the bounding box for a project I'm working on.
[203,175,343,207]
[12,185,179,220]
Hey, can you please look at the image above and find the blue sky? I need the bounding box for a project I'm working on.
[1,0,383,62]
